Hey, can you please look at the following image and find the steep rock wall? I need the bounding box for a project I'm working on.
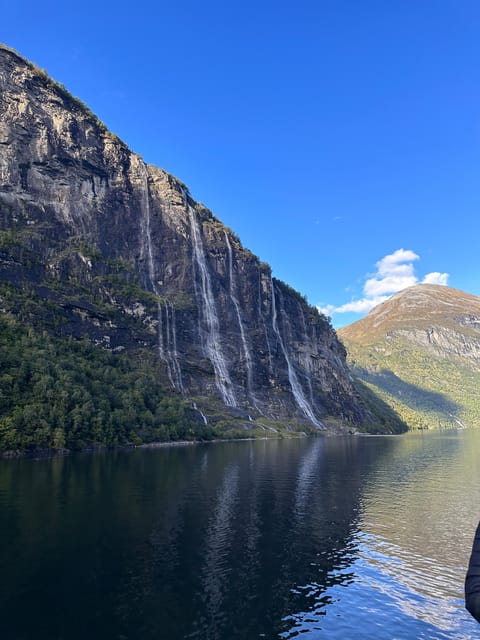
[0,45,368,428]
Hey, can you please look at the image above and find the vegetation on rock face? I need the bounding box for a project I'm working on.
[0,314,216,453]
[349,378,408,434]
[339,284,480,430]
[0,310,324,454]
[345,341,480,430]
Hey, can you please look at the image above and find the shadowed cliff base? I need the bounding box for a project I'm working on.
[358,368,460,416]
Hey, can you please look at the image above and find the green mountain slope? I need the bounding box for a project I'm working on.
[339,284,480,429]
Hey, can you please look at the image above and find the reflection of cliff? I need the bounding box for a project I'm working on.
[0,439,373,639]
[144,439,372,639]
[195,439,369,638]
[194,465,240,638]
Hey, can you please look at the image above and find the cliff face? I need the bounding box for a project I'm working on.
[339,284,480,429]
[0,45,371,430]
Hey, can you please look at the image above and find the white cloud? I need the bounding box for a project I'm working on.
[317,303,336,316]
[422,271,449,286]
[363,249,419,297]
[377,248,419,273]
[332,295,390,314]
[364,272,418,297]
[318,249,449,318]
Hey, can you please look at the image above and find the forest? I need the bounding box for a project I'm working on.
[0,314,215,453]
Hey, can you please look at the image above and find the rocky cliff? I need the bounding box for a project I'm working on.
[339,284,480,429]
[0,44,393,438]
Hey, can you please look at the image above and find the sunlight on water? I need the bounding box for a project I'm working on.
[280,431,480,639]
[281,534,473,640]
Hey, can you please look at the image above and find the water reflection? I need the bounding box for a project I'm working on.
[283,432,480,639]
[195,465,240,638]
[294,437,324,519]
[0,432,479,639]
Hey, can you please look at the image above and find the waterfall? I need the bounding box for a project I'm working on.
[449,413,467,429]
[139,162,184,392]
[154,301,184,393]
[224,231,256,403]
[295,300,315,407]
[258,273,273,374]
[156,302,174,388]
[165,300,184,393]
[270,278,324,428]
[186,201,237,407]
[193,402,209,425]
[139,164,157,292]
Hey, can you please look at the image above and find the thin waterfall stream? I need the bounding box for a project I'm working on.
[186,198,237,407]
[140,162,184,392]
[192,402,208,425]
[271,279,324,428]
[224,231,257,406]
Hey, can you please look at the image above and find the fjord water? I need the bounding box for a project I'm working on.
[1,431,480,639]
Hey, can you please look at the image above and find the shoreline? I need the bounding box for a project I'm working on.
[3,424,448,460]
[0,431,315,460]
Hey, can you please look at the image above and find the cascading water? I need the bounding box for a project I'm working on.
[139,162,184,392]
[156,302,174,388]
[258,273,274,374]
[291,299,315,407]
[164,300,184,393]
[224,231,256,403]
[139,164,157,293]
[299,304,316,407]
[193,402,208,425]
[270,278,324,428]
[186,199,237,407]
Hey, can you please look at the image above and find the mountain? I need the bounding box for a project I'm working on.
[339,284,480,429]
[0,44,406,453]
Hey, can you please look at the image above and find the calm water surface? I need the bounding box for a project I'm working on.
[1,430,480,639]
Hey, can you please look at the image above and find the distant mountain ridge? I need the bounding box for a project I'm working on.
[339,284,480,429]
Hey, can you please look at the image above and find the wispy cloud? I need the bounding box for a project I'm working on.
[318,248,449,317]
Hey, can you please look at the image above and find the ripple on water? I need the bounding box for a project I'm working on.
[281,529,476,640]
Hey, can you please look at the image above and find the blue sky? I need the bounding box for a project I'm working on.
[2,0,479,327]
